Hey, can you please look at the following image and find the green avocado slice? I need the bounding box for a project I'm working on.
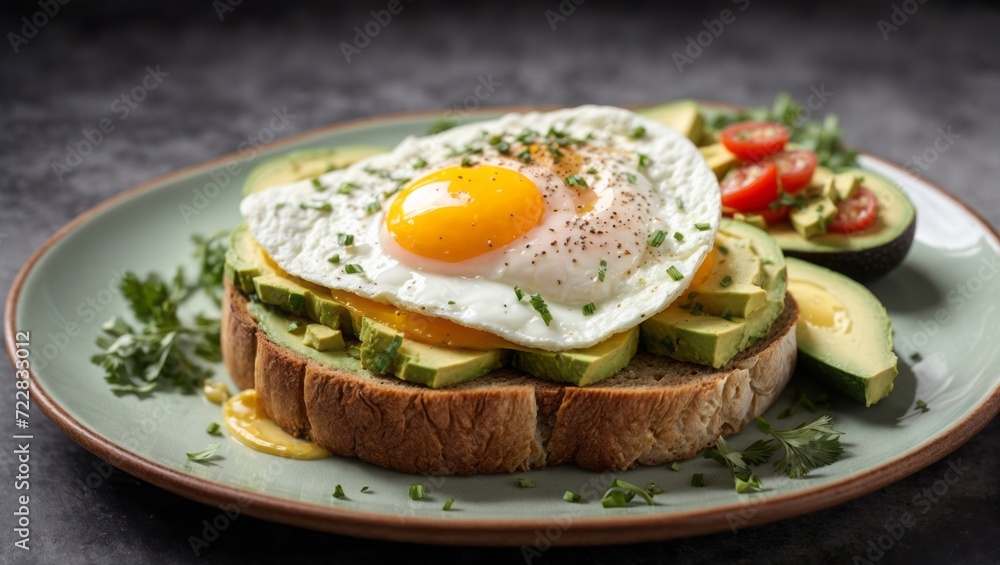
[637,100,705,142]
[242,145,388,196]
[512,328,639,387]
[785,257,898,406]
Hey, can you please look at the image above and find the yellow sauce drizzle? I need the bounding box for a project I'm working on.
[222,390,330,460]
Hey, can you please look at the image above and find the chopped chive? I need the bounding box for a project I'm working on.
[717,244,729,255]
[443,498,455,510]
[461,156,475,167]
[598,259,607,281]
[299,202,332,212]
[529,294,553,326]
[333,484,345,498]
[287,321,302,333]
[646,483,665,495]
[911,352,923,362]
[517,478,536,488]
[695,222,711,231]
[514,285,524,301]
[687,292,699,299]
[667,266,684,281]
[586,167,598,174]
[638,153,652,169]
[412,157,427,169]
[338,182,359,194]
[288,294,305,313]
[669,462,681,472]
[626,172,637,184]
[370,335,402,374]
[565,174,588,188]
[338,233,355,246]
[206,422,222,436]
[327,254,340,264]
[648,230,667,247]
[673,231,684,241]
[311,178,325,191]
[344,264,364,274]
[691,474,707,487]
[365,201,382,215]
[563,491,581,503]
[275,203,287,209]
[916,399,930,413]
[186,444,220,463]
[409,484,426,500]
[361,486,370,493]
[630,125,647,139]
[497,141,512,155]
[721,307,733,321]
[517,149,532,163]
[582,303,596,316]
[675,197,685,211]
[721,275,733,287]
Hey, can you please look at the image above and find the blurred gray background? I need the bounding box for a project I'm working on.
[1,1,997,563]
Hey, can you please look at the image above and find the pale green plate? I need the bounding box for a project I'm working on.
[6,108,1000,546]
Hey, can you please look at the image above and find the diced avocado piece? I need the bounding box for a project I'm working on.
[305,293,352,336]
[243,146,388,196]
[512,328,639,386]
[253,274,309,316]
[225,224,278,294]
[733,212,768,230]
[699,143,739,178]
[638,100,705,142]
[786,258,897,406]
[764,168,917,282]
[359,318,508,389]
[684,232,767,319]
[829,172,862,201]
[247,301,361,372]
[805,166,835,198]
[790,196,837,239]
[641,299,783,368]
[641,220,787,368]
[303,324,346,352]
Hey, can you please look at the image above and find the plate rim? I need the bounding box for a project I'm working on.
[6,105,1000,547]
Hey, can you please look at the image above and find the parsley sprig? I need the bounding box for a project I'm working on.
[90,233,228,395]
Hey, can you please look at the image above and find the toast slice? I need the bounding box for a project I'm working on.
[222,279,797,475]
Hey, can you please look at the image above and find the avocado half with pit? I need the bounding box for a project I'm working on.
[765,168,916,282]
[243,145,388,196]
[785,257,898,406]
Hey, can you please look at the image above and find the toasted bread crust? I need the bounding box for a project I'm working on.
[221,279,797,474]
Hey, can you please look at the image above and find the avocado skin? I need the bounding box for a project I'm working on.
[784,216,915,283]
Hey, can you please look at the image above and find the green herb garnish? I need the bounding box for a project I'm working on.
[563,491,581,503]
[673,231,684,242]
[646,483,664,495]
[448,300,456,305]
[428,116,458,135]
[648,230,667,247]
[206,422,222,436]
[598,259,607,281]
[299,202,332,212]
[412,157,428,169]
[756,415,844,479]
[779,389,831,419]
[333,484,345,499]
[586,167,598,174]
[667,266,684,281]
[365,201,382,215]
[443,498,455,510]
[600,479,654,508]
[695,222,711,231]
[517,478,536,488]
[338,182,359,194]
[514,285,524,301]
[344,264,364,275]
[916,399,929,413]
[338,233,355,246]
[669,462,680,472]
[721,275,733,287]
[691,474,707,487]
[186,444,220,463]
[409,484,426,500]
[327,254,340,264]
[582,303,596,316]
[626,172,637,184]
[911,352,923,362]
[630,126,646,139]
[717,245,729,255]
[311,178,325,191]
[529,294,553,326]
[565,174,588,188]
[638,153,652,169]
[675,197,685,211]
[517,149,532,164]
[361,486,370,493]
[191,231,229,305]
[703,436,770,493]
[461,156,475,167]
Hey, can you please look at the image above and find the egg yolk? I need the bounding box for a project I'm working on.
[385,164,545,262]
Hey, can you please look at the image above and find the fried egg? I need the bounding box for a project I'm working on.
[241,106,720,351]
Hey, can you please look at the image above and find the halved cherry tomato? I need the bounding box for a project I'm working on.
[720,161,780,213]
[766,150,818,193]
[827,187,878,234]
[720,121,791,161]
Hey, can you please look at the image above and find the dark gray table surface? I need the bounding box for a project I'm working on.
[1,2,998,563]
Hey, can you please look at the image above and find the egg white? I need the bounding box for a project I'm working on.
[241,106,721,351]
